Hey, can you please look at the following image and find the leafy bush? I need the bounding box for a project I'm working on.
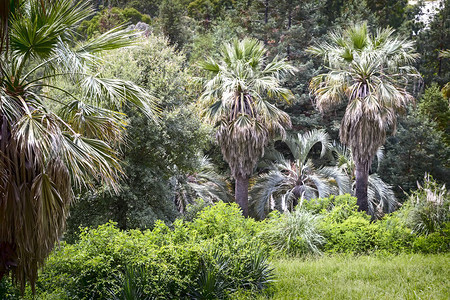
[263,210,325,256]
[306,195,414,254]
[31,203,272,299]
[189,202,264,240]
[183,198,213,222]
[321,213,380,254]
[412,227,450,254]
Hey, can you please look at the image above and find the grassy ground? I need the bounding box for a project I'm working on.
[237,253,450,300]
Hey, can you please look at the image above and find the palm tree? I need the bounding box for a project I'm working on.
[331,142,398,218]
[250,130,350,219]
[200,38,296,217]
[0,0,157,291]
[171,156,233,213]
[309,23,420,213]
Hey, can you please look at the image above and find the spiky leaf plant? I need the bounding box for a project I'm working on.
[250,130,350,219]
[263,209,325,256]
[0,0,157,291]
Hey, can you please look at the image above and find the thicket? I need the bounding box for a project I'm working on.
[2,177,447,299]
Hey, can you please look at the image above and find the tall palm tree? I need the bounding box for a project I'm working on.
[309,23,420,213]
[250,130,350,219]
[200,38,296,217]
[0,0,157,291]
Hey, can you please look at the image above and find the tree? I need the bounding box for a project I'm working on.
[200,38,296,216]
[250,130,350,219]
[418,83,450,142]
[309,23,420,213]
[379,112,450,201]
[330,142,398,218]
[66,34,210,234]
[0,0,157,291]
[415,0,450,86]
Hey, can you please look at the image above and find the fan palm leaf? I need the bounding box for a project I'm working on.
[309,22,419,213]
[250,130,350,219]
[200,38,296,216]
[0,0,158,291]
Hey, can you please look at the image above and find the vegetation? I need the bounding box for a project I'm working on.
[251,130,350,218]
[0,0,157,291]
[260,254,450,299]
[200,38,296,216]
[309,23,420,214]
[0,0,449,298]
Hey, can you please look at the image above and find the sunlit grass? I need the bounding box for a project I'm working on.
[234,253,449,299]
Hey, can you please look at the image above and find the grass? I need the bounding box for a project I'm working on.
[234,253,450,300]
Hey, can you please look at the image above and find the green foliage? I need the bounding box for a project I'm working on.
[412,223,450,254]
[66,34,210,234]
[379,112,450,200]
[189,202,264,240]
[415,0,450,86]
[301,194,358,220]
[418,83,450,142]
[28,203,273,299]
[402,174,449,236]
[78,7,151,39]
[302,195,413,254]
[262,210,325,256]
[158,0,192,48]
[320,213,380,254]
[182,198,213,222]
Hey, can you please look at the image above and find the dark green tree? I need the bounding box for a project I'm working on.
[67,35,209,234]
[379,113,450,200]
[418,83,450,142]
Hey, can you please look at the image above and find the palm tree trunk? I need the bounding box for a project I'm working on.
[355,159,369,213]
[235,174,249,217]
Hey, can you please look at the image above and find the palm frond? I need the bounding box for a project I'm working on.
[200,38,295,178]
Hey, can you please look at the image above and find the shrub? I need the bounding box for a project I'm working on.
[313,195,414,254]
[300,194,358,221]
[188,202,264,240]
[403,174,449,235]
[263,210,325,256]
[321,213,380,254]
[32,203,273,299]
[182,198,212,222]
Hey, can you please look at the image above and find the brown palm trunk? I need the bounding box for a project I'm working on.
[355,159,369,213]
[235,174,249,217]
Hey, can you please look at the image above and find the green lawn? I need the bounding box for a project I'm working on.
[240,254,450,300]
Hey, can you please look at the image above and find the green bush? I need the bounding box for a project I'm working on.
[301,194,358,221]
[310,195,415,254]
[189,202,264,240]
[373,212,415,253]
[321,213,380,254]
[32,203,272,299]
[412,223,450,254]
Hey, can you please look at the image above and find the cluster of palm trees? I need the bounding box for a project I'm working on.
[202,24,419,217]
[0,0,420,292]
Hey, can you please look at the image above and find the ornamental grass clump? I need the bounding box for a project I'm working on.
[263,210,325,256]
